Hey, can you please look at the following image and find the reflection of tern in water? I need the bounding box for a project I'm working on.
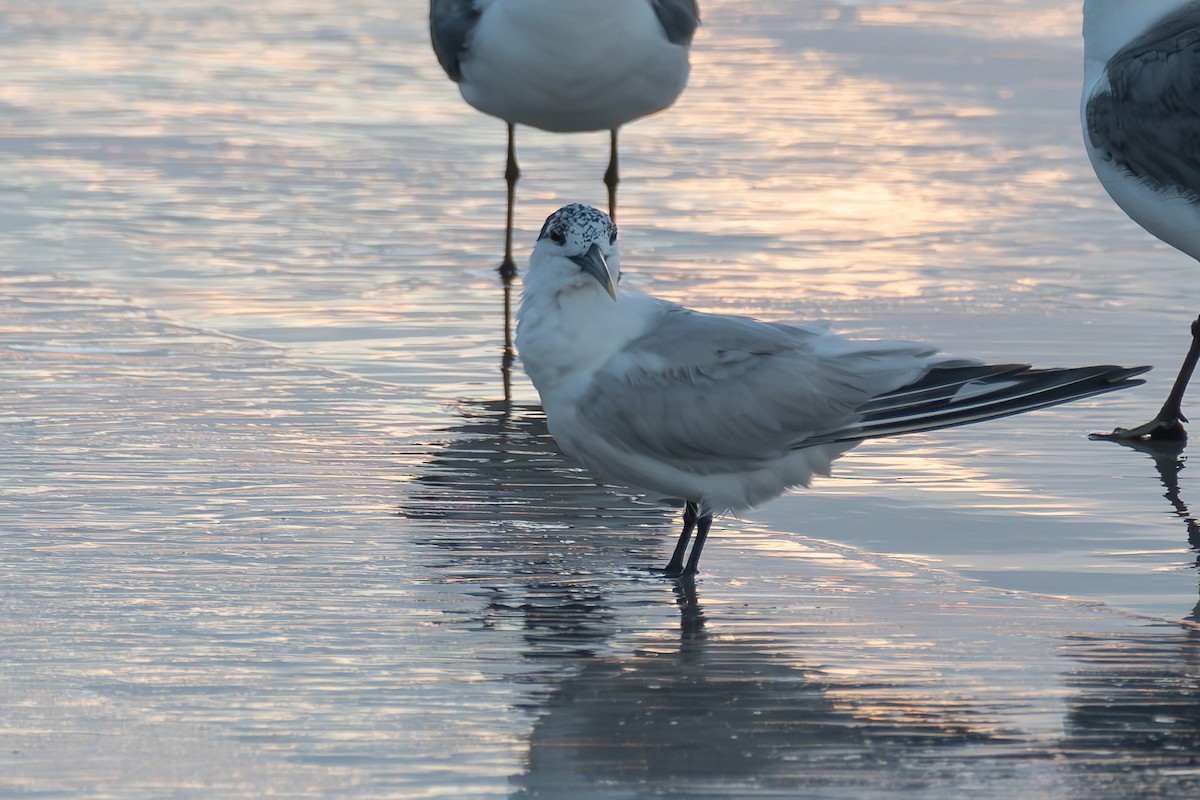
[400,402,672,666]
[517,204,1149,577]
[399,400,679,658]
[512,580,998,798]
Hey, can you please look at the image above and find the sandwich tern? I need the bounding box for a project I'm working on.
[516,204,1148,576]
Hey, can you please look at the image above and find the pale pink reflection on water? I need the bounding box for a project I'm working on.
[4,1,1200,797]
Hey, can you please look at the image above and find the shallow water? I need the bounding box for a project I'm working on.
[3,0,1200,797]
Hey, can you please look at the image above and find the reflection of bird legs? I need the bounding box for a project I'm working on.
[502,278,514,404]
[1095,432,1200,622]
[672,577,706,641]
[1152,441,1200,550]
[1093,316,1200,442]
[1094,434,1200,548]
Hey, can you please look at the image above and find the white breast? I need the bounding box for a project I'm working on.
[459,0,692,132]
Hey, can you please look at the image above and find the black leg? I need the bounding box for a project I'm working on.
[500,122,519,282]
[603,128,619,222]
[681,511,712,578]
[1155,315,1200,428]
[1094,314,1200,442]
[662,501,698,576]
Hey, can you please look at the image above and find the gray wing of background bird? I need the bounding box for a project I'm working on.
[650,0,701,46]
[429,0,479,82]
[575,305,939,469]
[1086,4,1200,199]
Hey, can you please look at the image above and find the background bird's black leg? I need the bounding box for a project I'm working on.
[662,501,698,576]
[604,128,619,221]
[1154,315,1200,433]
[1094,314,1200,441]
[500,122,519,282]
[498,122,519,401]
[681,511,712,578]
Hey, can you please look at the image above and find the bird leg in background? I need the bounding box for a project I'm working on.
[604,129,619,221]
[1094,315,1200,441]
[501,122,520,282]
[499,122,518,401]
[663,500,699,576]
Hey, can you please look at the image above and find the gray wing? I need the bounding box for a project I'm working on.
[1086,4,1200,198]
[576,305,935,469]
[429,0,480,82]
[649,0,701,46]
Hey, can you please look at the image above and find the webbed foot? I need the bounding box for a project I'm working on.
[1091,415,1188,442]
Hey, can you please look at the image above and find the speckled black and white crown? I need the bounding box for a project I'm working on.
[538,204,617,248]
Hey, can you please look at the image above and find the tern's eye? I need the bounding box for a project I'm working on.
[548,228,566,246]
[609,229,617,245]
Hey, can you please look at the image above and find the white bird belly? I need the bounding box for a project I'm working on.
[1082,69,1200,262]
[544,402,854,513]
[1086,143,1200,262]
[459,0,691,132]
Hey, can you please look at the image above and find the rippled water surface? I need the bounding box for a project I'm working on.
[4,1,1200,797]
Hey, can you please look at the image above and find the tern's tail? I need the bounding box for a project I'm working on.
[801,363,1150,446]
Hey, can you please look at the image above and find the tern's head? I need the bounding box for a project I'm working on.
[528,204,620,301]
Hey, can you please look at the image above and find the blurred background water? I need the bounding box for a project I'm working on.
[3,1,1200,797]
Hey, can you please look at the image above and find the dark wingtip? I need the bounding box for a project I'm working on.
[804,363,1154,447]
[1095,364,1152,390]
